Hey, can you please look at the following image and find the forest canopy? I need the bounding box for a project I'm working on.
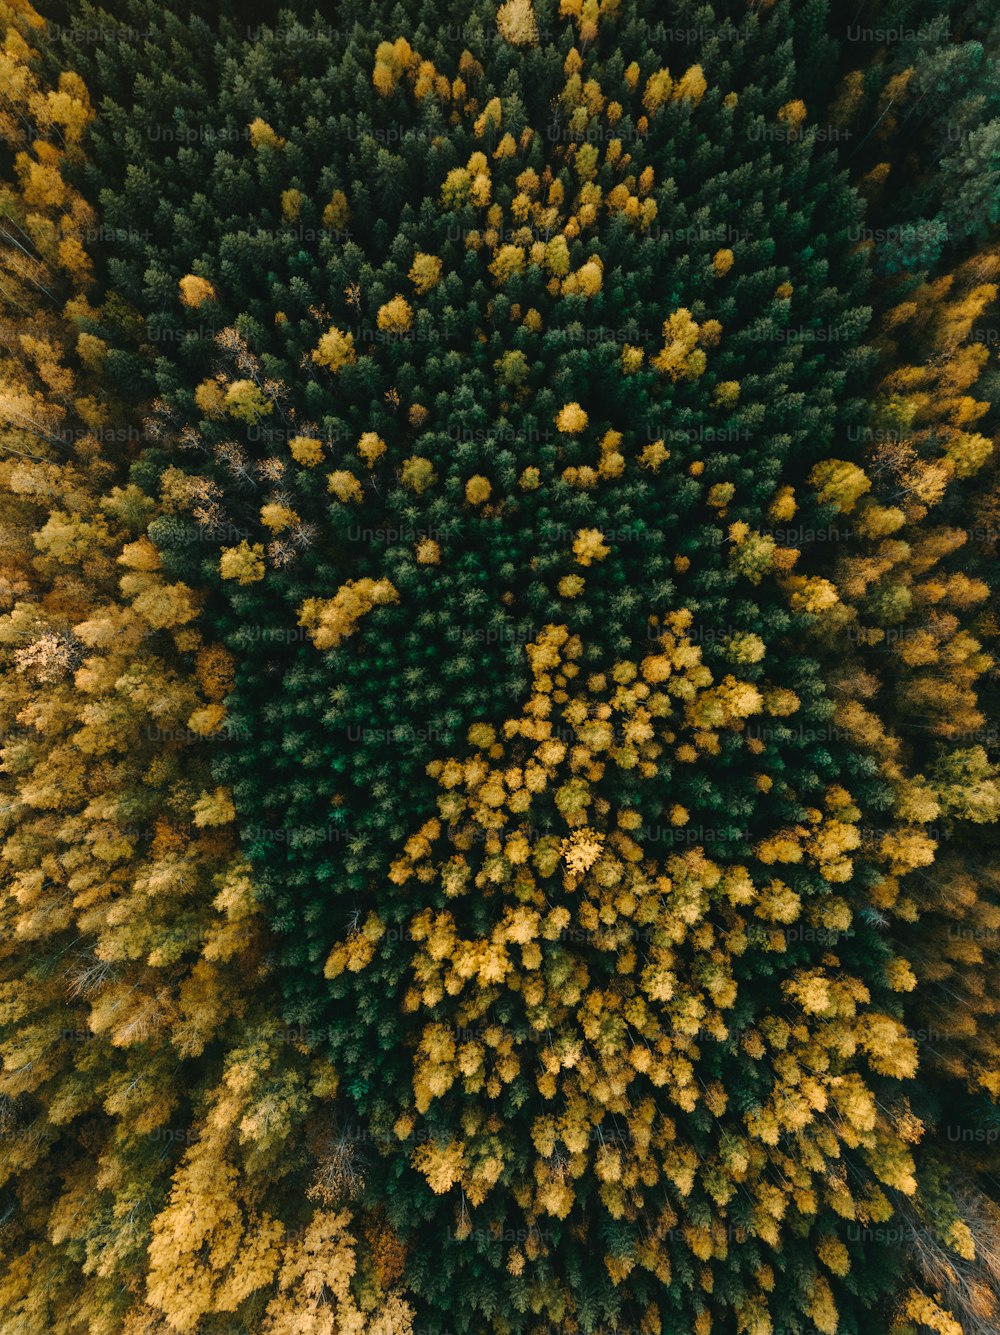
[1,0,1000,1332]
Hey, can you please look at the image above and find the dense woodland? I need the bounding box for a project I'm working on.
[1,0,999,1330]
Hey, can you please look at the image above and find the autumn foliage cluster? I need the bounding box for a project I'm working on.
[1,0,1000,1332]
